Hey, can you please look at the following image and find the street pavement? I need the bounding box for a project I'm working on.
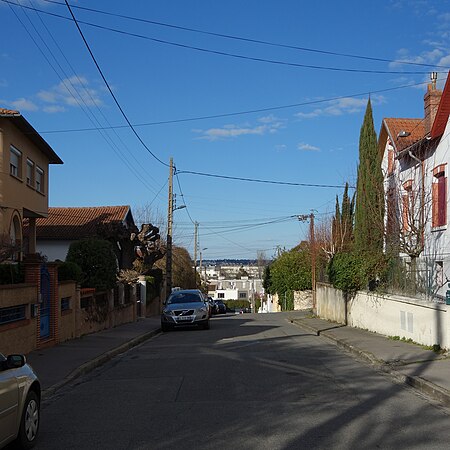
[26,311,450,407]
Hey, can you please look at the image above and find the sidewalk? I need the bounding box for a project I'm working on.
[288,313,450,407]
[27,317,161,398]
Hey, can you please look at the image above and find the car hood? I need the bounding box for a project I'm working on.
[164,302,205,311]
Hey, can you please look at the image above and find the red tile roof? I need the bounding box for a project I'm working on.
[382,118,425,152]
[431,71,450,139]
[33,206,132,240]
[0,108,20,116]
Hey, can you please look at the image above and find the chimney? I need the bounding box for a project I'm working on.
[424,72,442,136]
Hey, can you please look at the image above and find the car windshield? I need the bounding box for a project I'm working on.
[167,293,203,304]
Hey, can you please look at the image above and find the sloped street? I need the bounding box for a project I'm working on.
[36,313,449,450]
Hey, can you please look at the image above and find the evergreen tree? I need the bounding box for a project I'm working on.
[354,99,384,257]
[332,182,354,253]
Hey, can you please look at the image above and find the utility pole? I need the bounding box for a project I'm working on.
[310,212,316,312]
[298,212,316,312]
[193,221,198,287]
[165,157,174,298]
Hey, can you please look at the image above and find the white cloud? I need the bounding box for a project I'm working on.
[37,76,103,108]
[43,105,66,113]
[10,98,38,111]
[195,116,284,141]
[298,142,320,152]
[275,144,287,152]
[295,96,384,120]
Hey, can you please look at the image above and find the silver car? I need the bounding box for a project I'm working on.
[161,289,210,331]
[0,353,40,449]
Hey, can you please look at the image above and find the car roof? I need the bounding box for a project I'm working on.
[169,289,202,295]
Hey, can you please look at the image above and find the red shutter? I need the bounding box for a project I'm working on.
[432,182,438,227]
[437,176,447,227]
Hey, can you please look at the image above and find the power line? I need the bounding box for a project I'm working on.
[176,170,354,189]
[174,168,196,225]
[39,0,450,70]
[62,0,168,168]
[35,80,429,135]
[2,0,444,75]
[21,0,162,194]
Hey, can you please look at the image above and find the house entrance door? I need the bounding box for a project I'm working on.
[40,264,51,339]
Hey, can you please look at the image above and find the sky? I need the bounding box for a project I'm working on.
[2,0,450,261]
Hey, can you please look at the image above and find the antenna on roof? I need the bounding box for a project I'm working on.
[431,72,438,89]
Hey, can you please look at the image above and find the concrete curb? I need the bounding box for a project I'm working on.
[290,318,450,407]
[42,328,161,399]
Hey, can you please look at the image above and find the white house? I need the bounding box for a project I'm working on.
[379,72,450,299]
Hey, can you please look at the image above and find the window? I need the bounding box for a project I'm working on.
[0,304,26,325]
[432,165,447,228]
[36,166,44,193]
[26,159,34,186]
[61,297,71,312]
[218,293,225,299]
[10,146,21,177]
[239,292,247,299]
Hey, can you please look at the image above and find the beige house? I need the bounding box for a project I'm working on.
[0,108,63,259]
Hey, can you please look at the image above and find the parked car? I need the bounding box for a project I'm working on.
[0,353,41,449]
[161,289,210,331]
[214,300,227,314]
[205,296,215,317]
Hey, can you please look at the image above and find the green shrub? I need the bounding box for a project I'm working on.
[58,261,83,283]
[327,252,367,293]
[66,239,118,291]
[224,300,251,310]
[0,263,24,285]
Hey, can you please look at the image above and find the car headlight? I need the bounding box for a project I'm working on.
[163,309,172,315]
[198,307,207,313]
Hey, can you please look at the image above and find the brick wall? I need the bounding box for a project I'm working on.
[0,283,38,354]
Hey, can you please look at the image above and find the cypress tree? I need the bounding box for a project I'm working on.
[354,99,384,256]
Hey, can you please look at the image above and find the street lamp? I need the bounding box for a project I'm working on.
[199,248,208,287]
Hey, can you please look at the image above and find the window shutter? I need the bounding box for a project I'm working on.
[437,176,447,227]
[432,182,438,227]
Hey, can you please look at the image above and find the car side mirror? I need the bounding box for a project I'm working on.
[6,354,26,369]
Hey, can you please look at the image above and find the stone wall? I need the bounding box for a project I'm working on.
[293,290,313,310]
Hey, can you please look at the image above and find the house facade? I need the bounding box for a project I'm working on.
[379,72,450,299]
[32,205,138,269]
[209,277,263,302]
[0,108,63,257]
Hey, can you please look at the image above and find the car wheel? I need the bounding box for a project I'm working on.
[161,322,170,332]
[17,390,40,449]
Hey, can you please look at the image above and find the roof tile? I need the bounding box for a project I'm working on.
[32,206,131,240]
[383,118,425,151]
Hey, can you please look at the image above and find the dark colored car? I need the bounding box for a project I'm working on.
[161,289,210,331]
[214,300,227,314]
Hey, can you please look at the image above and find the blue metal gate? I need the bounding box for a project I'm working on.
[40,265,51,339]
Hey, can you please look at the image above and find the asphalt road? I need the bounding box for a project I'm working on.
[37,313,450,449]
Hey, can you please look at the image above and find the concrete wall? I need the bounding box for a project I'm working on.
[58,281,79,343]
[317,284,346,323]
[317,283,450,349]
